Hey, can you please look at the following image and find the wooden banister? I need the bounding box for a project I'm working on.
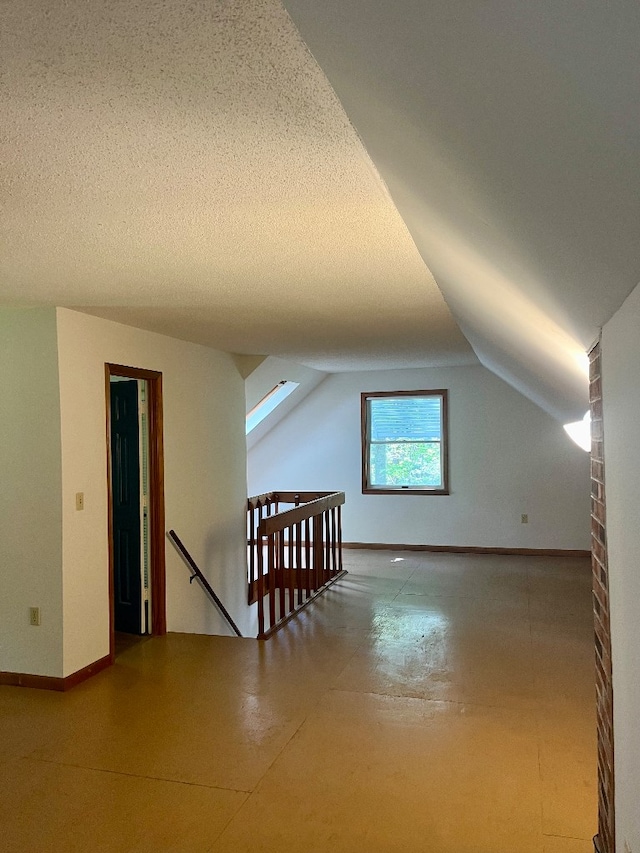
[247,491,346,639]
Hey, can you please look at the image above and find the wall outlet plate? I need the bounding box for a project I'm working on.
[521,513,528,524]
[29,607,40,626]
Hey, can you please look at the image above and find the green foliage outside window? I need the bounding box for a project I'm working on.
[370,442,442,488]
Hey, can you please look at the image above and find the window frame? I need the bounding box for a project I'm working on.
[360,389,450,496]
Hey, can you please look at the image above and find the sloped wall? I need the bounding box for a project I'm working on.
[56,309,254,677]
[248,364,590,550]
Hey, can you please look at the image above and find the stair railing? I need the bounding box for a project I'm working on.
[247,491,346,639]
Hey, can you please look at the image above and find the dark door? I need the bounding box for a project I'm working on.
[110,380,142,634]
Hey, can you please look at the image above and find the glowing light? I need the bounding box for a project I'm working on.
[575,351,590,377]
[563,411,591,452]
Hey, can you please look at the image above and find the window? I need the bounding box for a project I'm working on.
[361,390,449,494]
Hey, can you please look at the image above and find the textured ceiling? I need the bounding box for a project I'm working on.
[283,0,640,419]
[0,0,475,372]
[5,1,637,417]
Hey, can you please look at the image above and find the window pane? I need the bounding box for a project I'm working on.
[370,442,442,488]
[369,396,442,442]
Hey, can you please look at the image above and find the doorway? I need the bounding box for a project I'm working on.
[105,364,166,661]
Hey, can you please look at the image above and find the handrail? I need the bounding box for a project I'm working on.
[167,529,243,637]
[247,491,336,511]
[247,491,276,510]
[258,492,345,536]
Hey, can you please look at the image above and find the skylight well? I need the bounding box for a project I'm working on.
[246,381,299,434]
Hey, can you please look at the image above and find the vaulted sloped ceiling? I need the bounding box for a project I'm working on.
[2,2,638,420]
[282,0,640,420]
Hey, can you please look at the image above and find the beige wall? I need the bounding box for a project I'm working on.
[0,308,64,677]
[1,307,255,680]
[56,309,254,676]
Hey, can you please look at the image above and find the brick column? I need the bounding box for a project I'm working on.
[589,340,615,853]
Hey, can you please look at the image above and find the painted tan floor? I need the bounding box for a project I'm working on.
[0,551,596,852]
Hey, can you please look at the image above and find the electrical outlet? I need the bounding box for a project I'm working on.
[521,514,528,524]
[29,607,40,626]
[75,492,84,511]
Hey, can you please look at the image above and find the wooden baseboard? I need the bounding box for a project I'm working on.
[342,542,590,558]
[0,654,112,692]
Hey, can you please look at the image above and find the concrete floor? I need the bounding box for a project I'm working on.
[0,550,597,852]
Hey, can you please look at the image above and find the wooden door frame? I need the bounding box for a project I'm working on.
[105,363,166,661]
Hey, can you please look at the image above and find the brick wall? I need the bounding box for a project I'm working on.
[589,340,615,853]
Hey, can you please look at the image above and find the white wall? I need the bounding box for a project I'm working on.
[601,283,640,853]
[56,309,254,677]
[248,365,590,549]
[0,308,64,676]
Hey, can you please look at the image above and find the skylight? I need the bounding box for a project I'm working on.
[246,381,299,434]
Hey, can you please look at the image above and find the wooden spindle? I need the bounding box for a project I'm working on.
[278,530,286,621]
[268,533,276,630]
[305,517,312,600]
[257,530,265,637]
[296,521,303,605]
